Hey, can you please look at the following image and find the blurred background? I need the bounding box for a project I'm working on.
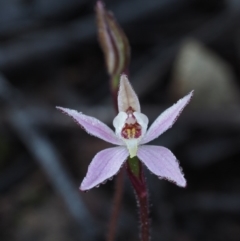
[1,0,240,240]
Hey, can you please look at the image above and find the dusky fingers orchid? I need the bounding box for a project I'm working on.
[57,75,193,191]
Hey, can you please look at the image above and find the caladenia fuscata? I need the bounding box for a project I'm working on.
[57,74,193,240]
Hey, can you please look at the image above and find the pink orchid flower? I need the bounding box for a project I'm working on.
[57,75,193,191]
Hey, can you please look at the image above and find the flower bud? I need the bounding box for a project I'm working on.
[96,1,130,87]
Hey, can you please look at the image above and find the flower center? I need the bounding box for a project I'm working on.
[121,107,142,139]
[121,123,142,139]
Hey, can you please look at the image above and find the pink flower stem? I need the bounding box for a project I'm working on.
[126,157,150,241]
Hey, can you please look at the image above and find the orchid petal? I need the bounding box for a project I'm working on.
[133,112,149,137]
[56,107,123,145]
[80,146,128,190]
[118,75,140,112]
[140,91,193,144]
[137,145,186,187]
[113,111,128,138]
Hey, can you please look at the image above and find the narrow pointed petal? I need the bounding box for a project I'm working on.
[118,75,140,112]
[140,91,193,144]
[80,146,129,190]
[57,107,123,145]
[137,145,186,187]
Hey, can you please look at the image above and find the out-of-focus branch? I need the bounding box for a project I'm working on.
[0,74,98,239]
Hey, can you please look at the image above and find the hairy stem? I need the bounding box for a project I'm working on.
[138,189,150,241]
[126,158,150,241]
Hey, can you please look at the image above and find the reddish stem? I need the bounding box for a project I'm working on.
[126,160,150,241]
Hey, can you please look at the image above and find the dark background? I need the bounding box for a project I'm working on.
[1,0,240,240]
